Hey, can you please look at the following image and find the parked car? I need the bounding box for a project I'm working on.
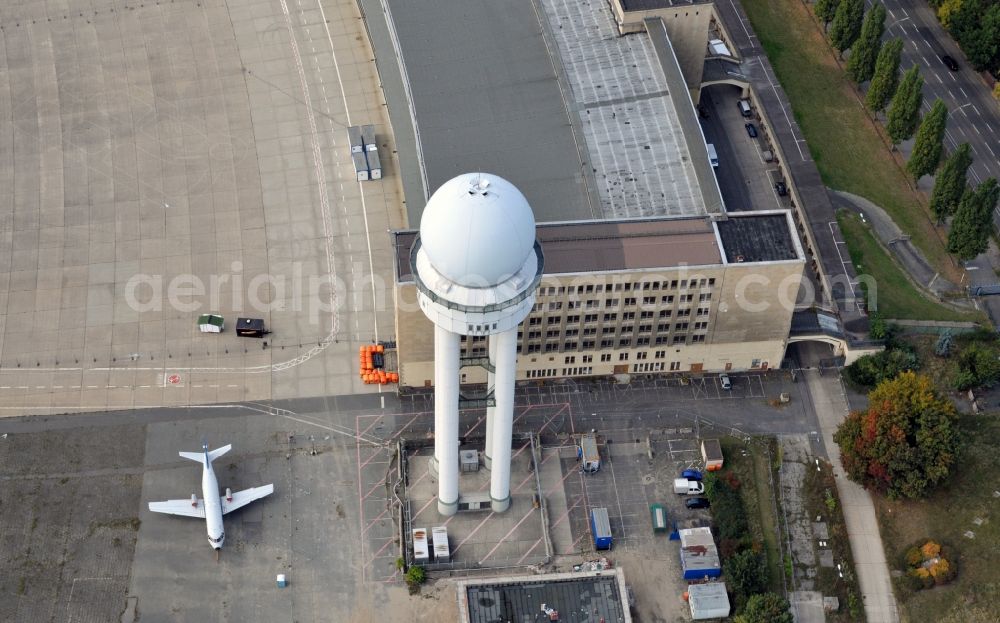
[744,123,758,138]
[674,478,706,495]
[775,181,788,196]
[719,373,732,390]
[686,497,711,510]
[941,55,959,71]
[681,468,703,481]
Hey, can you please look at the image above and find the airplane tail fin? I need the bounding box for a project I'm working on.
[179,444,232,463]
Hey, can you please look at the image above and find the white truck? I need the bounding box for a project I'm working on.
[674,478,705,495]
[706,143,719,168]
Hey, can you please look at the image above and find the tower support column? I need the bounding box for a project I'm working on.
[489,328,518,512]
[483,336,498,470]
[433,324,460,516]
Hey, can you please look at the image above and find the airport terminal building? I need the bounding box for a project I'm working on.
[383,0,853,389]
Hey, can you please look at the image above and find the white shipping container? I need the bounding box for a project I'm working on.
[412,528,430,563]
[432,526,450,562]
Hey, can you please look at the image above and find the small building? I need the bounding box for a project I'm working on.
[458,569,632,623]
[679,527,721,580]
[688,582,730,620]
[197,314,224,333]
[701,439,724,471]
[579,433,600,473]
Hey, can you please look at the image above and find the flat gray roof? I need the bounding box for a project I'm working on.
[394,217,723,282]
[618,0,713,10]
[384,0,593,223]
[383,0,716,225]
[464,576,627,623]
[716,213,801,263]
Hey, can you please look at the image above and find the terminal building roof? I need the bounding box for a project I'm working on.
[387,0,721,225]
[394,212,802,281]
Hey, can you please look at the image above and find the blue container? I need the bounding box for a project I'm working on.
[590,507,613,550]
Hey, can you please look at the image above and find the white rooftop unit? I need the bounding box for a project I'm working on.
[460,449,480,473]
[708,38,732,57]
[688,582,730,620]
[412,528,430,563]
[432,526,450,562]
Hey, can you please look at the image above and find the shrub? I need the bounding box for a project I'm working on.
[405,565,426,590]
[844,348,919,388]
[953,342,1000,390]
[905,547,923,567]
[902,538,958,589]
[726,550,768,613]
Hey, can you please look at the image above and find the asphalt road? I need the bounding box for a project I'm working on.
[699,88,755,213]
[881,1,999,192]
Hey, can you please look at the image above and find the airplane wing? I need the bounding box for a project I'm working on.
[221,484,274,515]
[149,499,206,518]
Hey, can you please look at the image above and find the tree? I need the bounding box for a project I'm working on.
[834,372,959,499]
[815,0,842,25]
[725,550,768,612]
[949,0,1000,73]
[931,143,972,223]
[886,66,923,144]
[907,99,949,181]
[830,0,866,54]
[847,3,887,83]
[948,178,999,260]
[734,592,794,623]
[930,143,973,222]
[866,38,904,112]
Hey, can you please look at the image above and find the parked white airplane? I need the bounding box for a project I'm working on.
[148,443,274,551]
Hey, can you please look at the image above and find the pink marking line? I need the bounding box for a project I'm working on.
[450,512,495,556]
[478,508,537,565]
[358,446,388,469]
[361,469,392,502]
[410,494,437,522]
[362,508,389,534]
[388,412,423,441]
[545,462,581,497]
[381,571,400,583]
[367,536,397,563]
[516,539,542,566]
[565,531,589,554]
[512,446,558,492]
[355,415,367,583]
[464,414,485,437]
[358,414,385,439]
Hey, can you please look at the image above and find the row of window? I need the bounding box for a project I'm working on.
[519,332,707,353]
[522,319,707,339]
[538,278,716,297]
[528,304,710,326]
[535,293,710,312]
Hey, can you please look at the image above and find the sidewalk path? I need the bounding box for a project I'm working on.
[801,368,900,623]
[828,190,960,300]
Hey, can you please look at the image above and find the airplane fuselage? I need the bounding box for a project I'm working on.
[201,456,225,549]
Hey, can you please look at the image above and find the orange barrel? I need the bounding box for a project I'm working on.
[682,592,689,602]
[376,344,384,353]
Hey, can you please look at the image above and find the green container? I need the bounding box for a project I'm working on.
[650,503,668,533]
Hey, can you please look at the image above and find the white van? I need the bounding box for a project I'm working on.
[706,143,719,168]
[674,478,706,495]
[738,98,752,117]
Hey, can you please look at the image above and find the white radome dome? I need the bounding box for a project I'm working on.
[419,173,537,287]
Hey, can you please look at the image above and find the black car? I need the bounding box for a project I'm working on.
[941,55,959,71]
[745,123,758,138]
[686,497,711,510]
[775,181,788,196]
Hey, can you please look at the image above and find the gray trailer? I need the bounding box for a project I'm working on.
[352,152,369,181]
[361,124,377,151]
[347,125,364,153]
[578,433,600,473]
[366,150,382,180]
